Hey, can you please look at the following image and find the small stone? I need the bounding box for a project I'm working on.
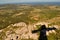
[49,30,52,33]
[46,31,49,36]
[52,30,56,34]
[11,39,13,40]
[0,30,2,32]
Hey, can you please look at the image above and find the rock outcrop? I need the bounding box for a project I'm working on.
[0,22,59,40]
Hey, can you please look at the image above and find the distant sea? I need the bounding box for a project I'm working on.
[20,2,60,5]
[0,2,60,5]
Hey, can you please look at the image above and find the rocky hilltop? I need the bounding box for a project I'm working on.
[0,22,60,40]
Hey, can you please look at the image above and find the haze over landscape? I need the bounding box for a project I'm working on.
[0,0,60,4]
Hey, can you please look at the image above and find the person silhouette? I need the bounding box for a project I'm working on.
[32,25,56,40]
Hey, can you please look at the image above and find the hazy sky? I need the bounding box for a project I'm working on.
[0,0,60,4]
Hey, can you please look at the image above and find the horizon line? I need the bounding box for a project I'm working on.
[0,2,60,5]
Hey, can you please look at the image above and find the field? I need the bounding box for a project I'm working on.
[0,4,60,40]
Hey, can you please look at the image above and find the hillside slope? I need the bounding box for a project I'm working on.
[0,5,60,40]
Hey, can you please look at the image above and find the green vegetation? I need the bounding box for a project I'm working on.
[0,5,60,29]
[0,31,6,40]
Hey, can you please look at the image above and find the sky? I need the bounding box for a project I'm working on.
[0,0,60,4]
